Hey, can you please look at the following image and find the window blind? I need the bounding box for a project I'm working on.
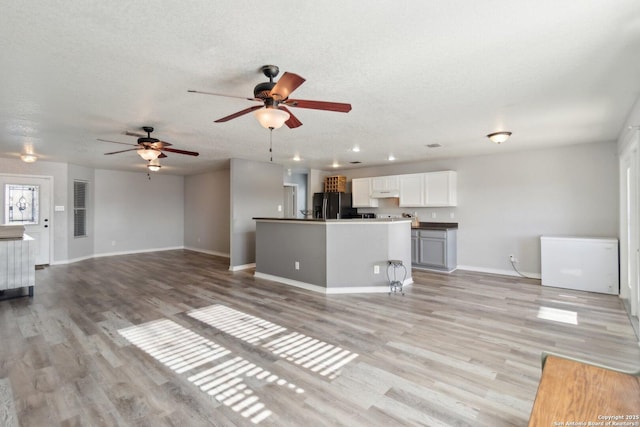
[73,180,87,237]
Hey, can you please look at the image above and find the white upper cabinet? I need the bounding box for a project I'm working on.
[425,171,457,206]
[352,178,379,207]
[398,171,457,207]
[371,175,399,192]
[399,174,425,206]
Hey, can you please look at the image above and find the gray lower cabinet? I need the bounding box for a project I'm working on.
[411,228,457,272]
[411,230,419,264]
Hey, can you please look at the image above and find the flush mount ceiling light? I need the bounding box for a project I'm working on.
[137,147,161,161]
[254,107,290,129]
[20,154,37,163]
[486,131,512,144]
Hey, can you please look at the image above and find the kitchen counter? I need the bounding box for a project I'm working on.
[412,222,458,230]
[411,224,457,272]
[253,217,411,223]
[254,218,412,293]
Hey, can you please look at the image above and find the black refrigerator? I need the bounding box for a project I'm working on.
[313,192,355,219]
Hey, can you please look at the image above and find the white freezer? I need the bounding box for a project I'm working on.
[540,236,619,295]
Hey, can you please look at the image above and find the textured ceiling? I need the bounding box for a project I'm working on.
[1,1,640,175]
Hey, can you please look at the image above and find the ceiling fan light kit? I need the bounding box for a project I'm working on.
[137,148,161,161]
[20,154,37,163]
[147,162,161,172]
[254,107,290,129]
[487,131,512,144]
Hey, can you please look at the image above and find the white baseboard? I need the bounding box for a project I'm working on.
[52,246,186,265]
[183,247,230,258]
[92,246,185,259]
[229,263,256,271]
[254,272,413,294]
[456,264,541,279]
[51,255,94,265]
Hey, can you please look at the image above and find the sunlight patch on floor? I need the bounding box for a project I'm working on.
[537,306,578,325]
[188,304,286,344]
[188,304,359,380]
[118,319,303,424]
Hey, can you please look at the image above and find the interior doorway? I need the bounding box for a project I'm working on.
[620,141,639,338]
[283,184,297,218]
[0,174,52,265]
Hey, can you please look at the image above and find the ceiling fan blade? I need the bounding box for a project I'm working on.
[270,72,305,101]
[104,148,139,155]
[214,105,264,123]
[279,106,303,128]
[162,147,199,157]
[285,99,352,113]
[97,138,137,147]
[124,131,146,138]
[158,152,168,158]
[188,90,260,102]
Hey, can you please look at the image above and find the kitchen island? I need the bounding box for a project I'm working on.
[254,218,412,293]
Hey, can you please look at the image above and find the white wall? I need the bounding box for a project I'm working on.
[230,158,284,269]
[184,168,230,257]
[93,169,184,256]
[339,142,619,276]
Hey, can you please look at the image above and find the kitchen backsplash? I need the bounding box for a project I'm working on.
[357,198,457,222]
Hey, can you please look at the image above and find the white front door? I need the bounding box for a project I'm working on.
[1,175,52,265]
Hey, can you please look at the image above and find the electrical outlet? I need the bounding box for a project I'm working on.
[431,212,437,219]
[374,265,380,274]
[295,261,300,270]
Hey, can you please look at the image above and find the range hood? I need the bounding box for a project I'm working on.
[370,189,400,198]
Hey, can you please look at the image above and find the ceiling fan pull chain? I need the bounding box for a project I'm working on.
[269,127,273,162]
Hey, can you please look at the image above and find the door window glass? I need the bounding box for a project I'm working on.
[4,184,39,224]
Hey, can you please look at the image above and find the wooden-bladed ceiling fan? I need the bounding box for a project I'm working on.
[188,65,352,129]
[97,126,199,159]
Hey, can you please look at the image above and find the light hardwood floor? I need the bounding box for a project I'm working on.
[0,250,638,426]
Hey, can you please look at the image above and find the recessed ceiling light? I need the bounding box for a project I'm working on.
[332,161,340,168]
[388,155,396,161]
[349,161,362,164]
[293,154,301,161]
[20,154,37,163]
[426,143,442,148]
[351,145,360,152]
